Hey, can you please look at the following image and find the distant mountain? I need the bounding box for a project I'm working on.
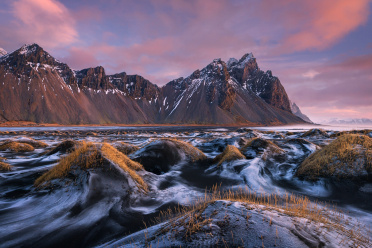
[290,101,312,123]
[0,43,305,125]
[160,55,302,124]
[323,118,372,125]
[0,48,6,57]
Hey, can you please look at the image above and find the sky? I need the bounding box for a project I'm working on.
[0,0,371,123]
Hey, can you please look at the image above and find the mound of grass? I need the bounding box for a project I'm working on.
[34,142,100,187]
[17,138,48,148]
[101,143,148,192]
[301,129,329,138]
[213,145,245,166]
[241,138,285,160]
[296,134,372,180]
[0,141,35,152]
[0,161,12,171]
[162,138,207,162]
[46,140,80,155]
[114,142,139,155]
[330,129,372,138]
[241,138,284,154]
[35,142,148,192]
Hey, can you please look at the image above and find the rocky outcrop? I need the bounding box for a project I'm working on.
[75,66,113,90]
[109,72,160,101]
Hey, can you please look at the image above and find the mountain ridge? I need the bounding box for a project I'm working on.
[0,43,306,125]
[290,101,312,123]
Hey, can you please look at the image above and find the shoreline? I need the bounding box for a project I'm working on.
[0,121,311,128]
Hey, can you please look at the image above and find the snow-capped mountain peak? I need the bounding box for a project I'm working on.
[19,43,39,55]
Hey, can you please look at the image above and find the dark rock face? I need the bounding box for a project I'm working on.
[75,66,112,90]
[109,72,160,101]
[160,54,303,124]
[228,53,291,112]
[0,44,305,125]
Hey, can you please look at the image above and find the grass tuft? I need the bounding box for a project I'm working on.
[301,129,329,138]
[34,142,100,187]
[162,138,207,162]
[0,141,35,152]
[0,161,12,171]
[148,186,370,247]
[115,142,139,155]
[101,143,148,192]
[17,138,48,148]
[296,134,372,180]
[241,138,285,160]
[35,142,148,192]
[213,145,245,166]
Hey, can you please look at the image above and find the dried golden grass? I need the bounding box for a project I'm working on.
[296,134,372,180]
[162,138,207,162]
[115,142,139,155]
[0,161,12,171]
[151,186,370,247]
[241,138,284,154]
[18,138,48,148]
[34,142,100,187]
[213,145,245,166]
[301,129,329,138]
[35,142,148,192]
[101,143,148,192]
[0,141,34,152]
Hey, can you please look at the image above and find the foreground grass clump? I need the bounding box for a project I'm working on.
[35,142,148,192]
[0,141,35,152]
[213,145,245,166]
[240,137,285,160]
[0,161,12,171]
[330,129,372,138]
[162,138,207,162]
[296,134,372,180]
[148,186,370,247]
[34,142,100,186]
[101,143,148,192]
[241,138,284,153]
[114,142,139,155]
[17,138,48,148]
[301,129,329,138]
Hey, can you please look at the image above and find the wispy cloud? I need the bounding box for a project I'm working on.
[11,0,78,48]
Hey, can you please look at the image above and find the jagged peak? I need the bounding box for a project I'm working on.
[76,66,106,74]
[226,53,255,70]
[227,58,238,68]
[0,47,7,57]
[18,43,41,55]
[239,52,254,63]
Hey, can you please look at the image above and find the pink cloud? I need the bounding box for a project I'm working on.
[272,0,370,53]
[11,0,78,48]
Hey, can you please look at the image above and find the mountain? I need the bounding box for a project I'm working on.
[323,118,372,125]
[0,43,305,125]
[0,48,6,57]
[160,55,302,124]
[0,44,156,124]
[290,101,312,123]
